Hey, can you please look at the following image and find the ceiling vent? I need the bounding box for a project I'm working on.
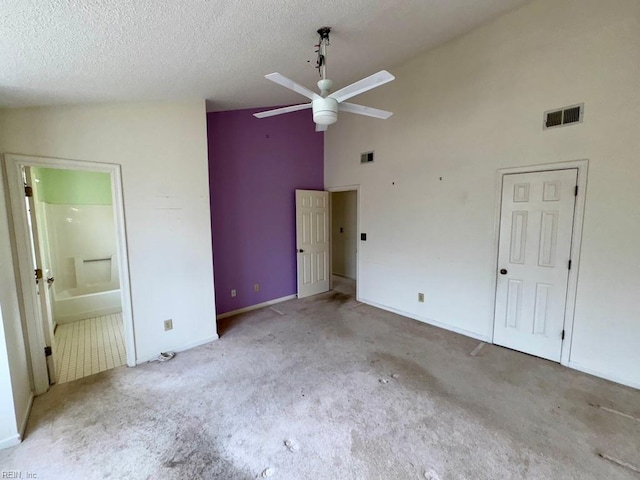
[544,103,584,130]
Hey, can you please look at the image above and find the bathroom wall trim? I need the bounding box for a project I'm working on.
[3,154,136,395]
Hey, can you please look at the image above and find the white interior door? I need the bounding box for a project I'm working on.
[493,169,578,361]
[296,189,330,298]
[25,167,58,384]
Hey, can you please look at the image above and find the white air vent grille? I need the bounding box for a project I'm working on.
[563,106,581,124]
[544,103,584,130]
[360,151,374,164]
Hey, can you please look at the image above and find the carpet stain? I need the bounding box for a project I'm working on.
[160,423,251,479]
[368,351,541,452]
[371,352,444,394]
[327,291,352,304]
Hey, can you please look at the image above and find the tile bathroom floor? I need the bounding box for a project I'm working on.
[54,313,126,383]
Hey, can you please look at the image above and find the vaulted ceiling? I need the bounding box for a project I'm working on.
[1,0,531,110]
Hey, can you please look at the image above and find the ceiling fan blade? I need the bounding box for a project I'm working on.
[329,70,395,103]
[339,102,393,119]
[265,73,321,101]
[253,103,312,119]
[315,123,328,132]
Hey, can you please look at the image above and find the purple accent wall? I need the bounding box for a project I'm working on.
[208,107,324,314]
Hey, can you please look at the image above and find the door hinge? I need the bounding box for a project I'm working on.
[25,184,33,198]
[568,260,572,270]
[574,185,578,196]
[44,346,52,357]
[561,330,565,340]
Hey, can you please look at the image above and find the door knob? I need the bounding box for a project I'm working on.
[500,269,508,275]
[47,277,55,285]
[298,249,304,253]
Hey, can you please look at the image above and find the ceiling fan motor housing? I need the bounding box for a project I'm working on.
[312,97,338,125]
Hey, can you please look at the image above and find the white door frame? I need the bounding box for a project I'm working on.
[24,166,59,384]
[327,185,361,302]
[4,153,136,395]
[491,160,588,367]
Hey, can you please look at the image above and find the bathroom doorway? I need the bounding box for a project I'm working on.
[329,188,359,299]
[32,166,126,383]
[5,154,135,394]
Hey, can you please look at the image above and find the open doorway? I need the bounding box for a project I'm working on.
[5,154,135,395]
[330,189,358,299]
[30,167,126,383]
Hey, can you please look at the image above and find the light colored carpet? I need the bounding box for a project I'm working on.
[2,278,639,479]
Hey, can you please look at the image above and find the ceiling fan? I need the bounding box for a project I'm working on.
[253,27,395,132]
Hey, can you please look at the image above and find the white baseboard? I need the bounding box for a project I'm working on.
[0,392,34,450]
[358,299,639,390]
[216,294,297,320]
[568,361,640,391]
[18,392,34,439]
[332,272,355,280]
[359,298,491,343]
[135,334,220,365]
[0,433,21,450]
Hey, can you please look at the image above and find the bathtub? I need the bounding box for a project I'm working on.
[53,285,122,325]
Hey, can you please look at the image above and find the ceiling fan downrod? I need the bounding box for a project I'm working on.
[316,27,333,97]
[316,27,331,79]
[314,26,336,123]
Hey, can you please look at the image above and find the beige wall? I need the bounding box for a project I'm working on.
[0,101,217,444]
[325,0,640,388]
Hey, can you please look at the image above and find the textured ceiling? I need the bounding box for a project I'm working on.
[1,0,532,111]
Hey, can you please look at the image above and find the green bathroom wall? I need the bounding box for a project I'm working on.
[33,168,112,205]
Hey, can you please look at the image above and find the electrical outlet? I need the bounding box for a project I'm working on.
[231,289,236,297]
[164,319,173,331]
[418,293,424,303]
[254,283,260,292]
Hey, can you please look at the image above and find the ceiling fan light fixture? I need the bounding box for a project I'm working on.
[253,27,394,130]
[312,97,338,125]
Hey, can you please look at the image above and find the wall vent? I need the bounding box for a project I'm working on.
[360,151,374,164]
[544,103,584,130]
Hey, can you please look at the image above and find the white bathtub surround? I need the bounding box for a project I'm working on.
[55,314,126,384]
[34,184,123,325]
[73,254,119,290]
[44,203,119,294]
[53,287,122,325]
